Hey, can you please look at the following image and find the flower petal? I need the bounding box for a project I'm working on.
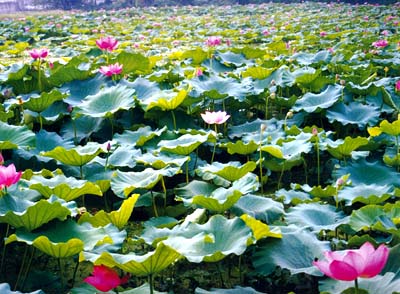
[329,260,359,281]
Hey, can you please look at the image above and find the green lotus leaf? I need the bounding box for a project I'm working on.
[223,140,259,155]
[181,47,209,64]
[292,51,331,66]
[348,205,386,232]
[382,243,400,279]
[75,85,135,118]
[41,142,104,166]
[383,146,400,167]
[78,194,139,229]
[158,133,209,155]
[294,68,330,92]
[333,159,400,187]
[216,51,249,67]
[368,119,400,137]
[339,184,393,205]
[190,75,250,101]
[121,77,161,102]
[275,188,312,204]
[28,174,102,201]
[327,136,369,160]
[113,126,167,147]
[326,102,380,130]
[292,84,343,113]
[252,67,295,94]
[240,214,282,242]
[196,161,257,183]
[297,184,337,198]
[195,286,265,294]
[286,203,349,233]
[252,226,330,276]
[176,173,258,212]
[144,216,179,229]
[111,167,180,198]
[6,219,126,258]
[94,145,140,169]
[0,63,29,82]
[241,66,275,80]
[15,130,74,162]
[319,272,400,294]
[228,118,282,140]
[83,163,113,193]
[136,152,189,169]
[48,56,92,86]
[61,75,106,106]
[116,51,151,75]
[231,194,285,223]
[60,115,103,142]
[81,242,181,276]
[0,121,36,149]
[22,89,67,113]
[0,194,76,231]
[261,145,284,159]
[146,88,188,111]
[158,215,252,262]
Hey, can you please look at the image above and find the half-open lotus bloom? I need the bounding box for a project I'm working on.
[96,36,119,52]
[205,36,222,47]
[84,265,129,292]
[29,48,49,60]
[0,164,22,190]
[395,80,400,92]
[201,110,230,125]
[372,39,389,48]
[313,242,389,281]
[99,63,123,77]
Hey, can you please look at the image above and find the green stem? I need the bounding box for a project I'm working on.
[396,136,399,172]
[151,191,159,217]
[211,124,218,164]
[354,278,359,294]
[259,128,264,194]
[58,258,64,293]
[72,119,77,146]
[185,160,189,184]
[109,117,114,138]
[277,162,285,190]
[37,61,42,92]
[71,256,80,288]
[21,247,35,290]
[14,244,29,291]
[171,110,177,130]
[39,113,43,130]
[160,176,167,211]
[148,274,154,294]
[265,94,269,119]
[0,224,10,277]
[316,141,320,186]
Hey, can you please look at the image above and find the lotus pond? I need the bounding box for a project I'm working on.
[0,1,400,294]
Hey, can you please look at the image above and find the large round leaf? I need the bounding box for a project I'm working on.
[196,161,257,183]
[75,85,135,118]
[0,121,36,149]
[113,126,167,147]
[252,226,330,276]
[6,220,126,258]
[0,283,44,294]
[195,286,265,294]
[339,184,393,205]
[23,89,67,113]
[158,133,209,155]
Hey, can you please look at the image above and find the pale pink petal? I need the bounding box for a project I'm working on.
[343,251,366,275]
[360,244,389,278]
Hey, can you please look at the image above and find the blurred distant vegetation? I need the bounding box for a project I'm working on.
[33,0,398,10]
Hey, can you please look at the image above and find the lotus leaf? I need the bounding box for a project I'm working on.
[62,75,106,106]
[275,188,312,204]
[48,56,92,86]
[0,63,29,82]
[327,136,369,160]
[74,85,135,118]
[158,133,209,155]
[285,203,349,233]
[252,226,330,276]
[71,283,167,294]
[6,220,126,258]
[111,167,180,198]
[231,194,284,223]
[348,205,386,232]
[78,194,139,229]
[196,161,257,183]
[383,146,400,167]
[339,184,393,205]
[22,89,67,113]
[319,272,400,294]
[333,159,400,187]
[0,283,44,294]
[28,174,102,201]
[223,140,259,155]
[296,184,337,198]
[41,142,104,166]
[116,51,151,75]
[146,88,188,111]
[368,118,400,137]
[195,286,265,294]
[0,194,76,231]
[152,215,252,262]
[136,152,189,169]
[0,121,36,149]
[175,173,258,212]
[81,242,181,276]
[60,115,103,142]
[94,145,140,169]
[113,126,167,147]
[240,214,282,242]
[292,84,343,113]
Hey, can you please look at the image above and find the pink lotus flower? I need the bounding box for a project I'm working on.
[84,265,129,292]
[313,242,389,282]
[99,63,123,77]
[372,39,389,48]
[201,111,230,125]
[205,36,221,47]
[29,48,49,60]
[0,164,22,190]
[395,80,400,92]
[320,31,327,37]
[0,153,3,165]
[96,36,119,52]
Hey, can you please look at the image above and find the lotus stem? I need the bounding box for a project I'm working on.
[0,223,10,277]
[148,274,154,294]
[185,160,189,184]
[21,247,35,290]
[71,256,80,288]
[39,113,43,130]
[14,244,29,291]
[37,60,42,92]
[315,140,320,186]
[161,176,167,210]
[277,162,285,190]
[259,125,265,194]
[151,191,159,217]
[72,118,77,146]
[171,110,177,130]
[109,117,114,137]
[396,136,399,172]
[211,124,218,164]
[265,94,269,119]
[354,278,359,294]
[58,258,65,293]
